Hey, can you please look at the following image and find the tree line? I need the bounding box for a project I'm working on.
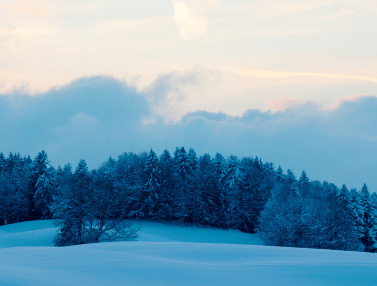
[0,148,376,252]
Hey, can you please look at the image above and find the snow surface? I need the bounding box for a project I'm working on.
[0,220,263,247]
[1,221,377,285]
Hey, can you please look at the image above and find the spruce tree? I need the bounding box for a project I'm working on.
[258,182,300,246]
[221,155,242,229]
[350,188,365,240]
[0,152,5,173]
[142,149,160,218]
[29,150,52,219]
[173,147,194,223]
[33,169,57,219]
[53,159,92,246]
[198,153,219,226]
[360,184,377,252]
[331,185,363,250]
[298,170,310,196]
[158,150,174,220]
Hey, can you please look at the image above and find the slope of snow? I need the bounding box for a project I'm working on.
[136,221,264,245]
[1,221,377,285]
[0,242,377,286]
[0,220,56,248]
[0,220,263,248]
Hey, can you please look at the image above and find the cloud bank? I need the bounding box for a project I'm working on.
[0,76,376,192]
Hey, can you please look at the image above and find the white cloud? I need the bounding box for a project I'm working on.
[1,76,377,190]
[172,2,209,39]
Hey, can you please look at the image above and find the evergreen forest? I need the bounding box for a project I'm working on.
[0,148,376,252]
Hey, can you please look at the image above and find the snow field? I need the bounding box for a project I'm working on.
[0,220,263,248]
[0,221,377,286]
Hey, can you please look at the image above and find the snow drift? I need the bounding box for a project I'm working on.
[0,221,376,285]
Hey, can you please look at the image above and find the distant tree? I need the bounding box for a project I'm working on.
[141,149,160,218]
[157,150,174,221]
[360,184,377,252]
[350,188,365,241]
[276,165,283,181]
[330,185,363,250]
[221,155,242,229]
[0,153,29,225]
[258,180,301,247]
[0,152,5,173]
[173,147,194,224]
[29,150,55,219]
[298,170,310,196]
[197,153,219,226]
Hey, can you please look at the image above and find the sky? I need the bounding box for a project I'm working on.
[1,0,377,190]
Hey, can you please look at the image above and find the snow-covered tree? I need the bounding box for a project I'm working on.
[350,188,365,241]
[29,150,55,219]
[360,184,377,252]
[141,149,160,218]
[276,165,283,180]
[298,170,310,196]
[173,147,194,223]
[220,155,242,229]
[33,169,56,219]
[330,185,363,250]
[53,159,91,246]
[157,149,174,221]
[145,149,160,192]
[0,152,5,173]
[53,159,138,246]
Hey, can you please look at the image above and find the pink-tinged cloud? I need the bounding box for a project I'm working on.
[268,97,304,111]
[325,94,372,110]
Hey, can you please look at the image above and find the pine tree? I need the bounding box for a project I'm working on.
[0,153,29,225]
[221,155,242,229]
[298,170,310,196]
[258,176,303,247]
[258,182,298,246]
[33,169,57,219]
[145,149,160,192]
[142,149,160,218]
[53,159,92,246]
[286,169,296,182]
[187,148,199,171]
[197,153,219,226]
[331,185,363,250]
[29,150,52,219]
[350,188,364,240]
[187,148,200,224]
[360,184,377,252]
[276,165,283,180]
[213,153,225,176]
[173,147,194,223]
[0,152,5,173]
[212,152,225,222]
[157,150,174,221]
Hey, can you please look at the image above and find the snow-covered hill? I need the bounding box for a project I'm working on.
[0,220,263,248]
[0,221,377,285]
